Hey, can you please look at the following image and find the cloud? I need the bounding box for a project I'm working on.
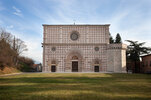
[24,38,42,63]
[12,6,23,17]
[103,0,151,47]
[0,20,3,24]
[6,25,14,29]
[1,0,151,63]
[12,0,151,47]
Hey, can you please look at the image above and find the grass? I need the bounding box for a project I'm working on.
[0,73,151,100]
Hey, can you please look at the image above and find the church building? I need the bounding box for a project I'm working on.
[42,24,127,72]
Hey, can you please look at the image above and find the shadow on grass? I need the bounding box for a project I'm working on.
[0,76,115,84]
[0,73,151,100]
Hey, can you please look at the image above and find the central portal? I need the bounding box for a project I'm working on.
[94,66,99,72]
[51,65,56,72]
[72,61,78,72]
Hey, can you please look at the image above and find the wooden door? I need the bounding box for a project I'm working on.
[72,61,78,72]
[51,66,56,72]
[95,66,99,72]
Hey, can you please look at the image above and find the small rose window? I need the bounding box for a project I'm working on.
[95,47,99,51]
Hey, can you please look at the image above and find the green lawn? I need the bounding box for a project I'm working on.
[0,73,151,100]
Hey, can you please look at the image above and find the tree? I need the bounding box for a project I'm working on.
[18,56,34,71]
[0,38,16,69]
[115,33,122,43]
[0,29,15,69]
[109,36,114,44]
[0,28,13,44]
[126,40,151,73]
[12,37,28,65]
[109,33,114,44]
[13,38,28,55]
[0,28,28,68]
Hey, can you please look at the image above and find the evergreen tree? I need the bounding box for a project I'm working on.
[109,36,114,44]
[126,40,151,73]
[115,33,122,43]
[109,33,114,44]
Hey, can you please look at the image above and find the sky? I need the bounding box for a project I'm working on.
[0,0,151,63]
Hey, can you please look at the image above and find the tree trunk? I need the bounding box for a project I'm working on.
[134,60,137,73]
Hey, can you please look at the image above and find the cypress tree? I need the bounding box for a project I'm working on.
[109,36,114,44]
[115,33,122,43]
[109,33,114,44]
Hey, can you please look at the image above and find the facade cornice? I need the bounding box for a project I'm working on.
[42,24,110,26]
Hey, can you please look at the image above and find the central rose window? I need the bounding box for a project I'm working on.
[70,31,79,41]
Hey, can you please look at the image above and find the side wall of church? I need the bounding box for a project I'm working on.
[107,44,127,72]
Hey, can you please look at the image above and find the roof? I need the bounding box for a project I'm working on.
[42,24,110,26]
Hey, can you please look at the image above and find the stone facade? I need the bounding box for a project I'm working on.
[42,24,127,72]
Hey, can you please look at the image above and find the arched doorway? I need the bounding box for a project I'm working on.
[65,50,83,72]
[94,60,100,72]
[72,56,78,72]
[94,66,99,72]
[51,60,56,72]
[51,65,56,72]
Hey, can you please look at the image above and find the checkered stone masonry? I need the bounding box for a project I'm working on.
[42,24,127,72]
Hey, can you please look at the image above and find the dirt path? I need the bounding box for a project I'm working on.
[0,72,42,77]
[0,72,25,77]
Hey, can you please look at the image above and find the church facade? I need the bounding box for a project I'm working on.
[42,24,127,72]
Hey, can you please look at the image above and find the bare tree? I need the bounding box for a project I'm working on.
[12,37,28,65]
[0,28,13,44]
[0,28,28,67]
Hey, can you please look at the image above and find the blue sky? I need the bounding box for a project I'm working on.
[0,0,151,63]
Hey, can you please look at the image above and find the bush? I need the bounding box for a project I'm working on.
[0,66,19,75]
[18,56,35,72]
